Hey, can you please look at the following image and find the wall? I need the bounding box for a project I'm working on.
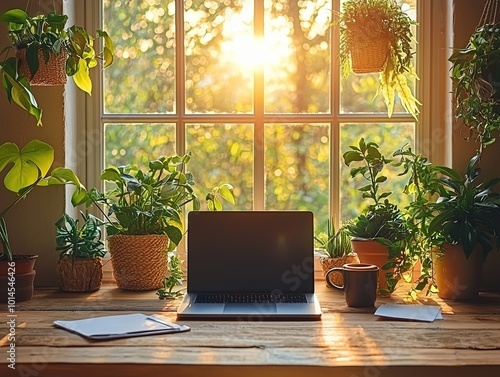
[0,0,66,287]
[0,0,498,287]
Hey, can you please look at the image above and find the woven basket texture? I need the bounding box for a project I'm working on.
[108,234,170,291]
[16,48,67,86]
[350,37,390,74]
[320,253,360,287]
[56,257,103,292]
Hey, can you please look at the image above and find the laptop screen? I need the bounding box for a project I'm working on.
[187,211,315,294]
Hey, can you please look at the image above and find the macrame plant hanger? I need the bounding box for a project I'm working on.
[25,0,58,16]
[457,0,500,153]
[478,0,498,29]
[19,0,67,86]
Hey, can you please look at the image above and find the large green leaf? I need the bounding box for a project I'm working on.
[39,167,87,206]
[97,29,115,68]
[217,183,235,204]
[72,58,92,94]
[0,140,54,193]
[26,43,41,78]
[0,8,28,24]
[1,57,43,125]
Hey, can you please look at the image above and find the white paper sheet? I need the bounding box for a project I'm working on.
[54,313,190,340]
[374,304,443,322]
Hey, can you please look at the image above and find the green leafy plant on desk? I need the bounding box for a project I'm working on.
[55,211,108,292]
[343,138,409,295]
[157,251,184,299]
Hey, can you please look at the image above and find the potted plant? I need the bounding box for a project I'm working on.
[392,145,443,299]
[343,138,408,294]
[85,153,235,292]
[0,8,114,125]
[0,139,86,302]
[449,23,500,153]
[339,0,419,119]
[314,217,360,286]
[55,211,107,292]
[428,153,500,299]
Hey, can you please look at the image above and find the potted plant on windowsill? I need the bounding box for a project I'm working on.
[0,8,114,125]
[314,218,360,286]
[85,153,235,292]
[393,145,500,299]
[427,153,500,300]
[55,211,107,292]
[339,0,420,119]
[343,138,409,295]
[0,139,86,302]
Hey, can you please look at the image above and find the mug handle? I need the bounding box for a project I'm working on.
[325,267,344,289]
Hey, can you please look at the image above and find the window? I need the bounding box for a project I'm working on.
[81,0,448,234]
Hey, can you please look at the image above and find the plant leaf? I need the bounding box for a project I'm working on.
[0,140,54,193]
[72,58,92,94]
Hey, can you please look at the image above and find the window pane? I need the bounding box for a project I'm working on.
[339,0,417,115]
[103,0,176,114]
[264,0,332,114]
[339,123,415,222]
[185,123,254,209]
[265,123,330,227]
[185,1,254,113]
[104,123,176,167]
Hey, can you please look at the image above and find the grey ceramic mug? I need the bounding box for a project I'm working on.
[325,263,379,307]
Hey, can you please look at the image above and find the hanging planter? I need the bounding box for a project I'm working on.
[350,37,390,74]
[339,0,420,119]
[0,9,114,125]
[16,48,67,86]
[449,8,500,153]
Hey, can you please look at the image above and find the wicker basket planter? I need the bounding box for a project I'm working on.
[350,37,390,74]
[108,234,170,291]
[16,48,67,86]
[57,256,103,292]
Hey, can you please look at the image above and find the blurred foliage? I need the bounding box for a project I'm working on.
[102,0,417,232]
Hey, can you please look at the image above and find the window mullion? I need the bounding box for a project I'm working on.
[331,0,341,228]
[176,0,186,156]
[254,0,265,210]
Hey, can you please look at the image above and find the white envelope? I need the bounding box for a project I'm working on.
[374,304,442,322]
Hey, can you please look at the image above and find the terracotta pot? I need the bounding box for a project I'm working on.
[108,234,170,291]
[350,239,393,293]
[0,255,38,302]
[57,256,103,292]
[432,243,482,300]
[481,251,500,292]
[319,253,360,286]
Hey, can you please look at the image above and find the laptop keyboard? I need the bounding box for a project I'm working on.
[195,293,307,304]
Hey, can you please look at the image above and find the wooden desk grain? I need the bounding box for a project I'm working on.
[1,281,500,377]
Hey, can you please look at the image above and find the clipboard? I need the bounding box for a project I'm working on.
[53,313,190,340]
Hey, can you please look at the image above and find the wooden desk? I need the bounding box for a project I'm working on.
[1,281,500,377]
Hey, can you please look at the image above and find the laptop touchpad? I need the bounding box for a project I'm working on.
[223,303,277,315]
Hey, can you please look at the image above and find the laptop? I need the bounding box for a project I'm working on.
[176,210,322,320]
